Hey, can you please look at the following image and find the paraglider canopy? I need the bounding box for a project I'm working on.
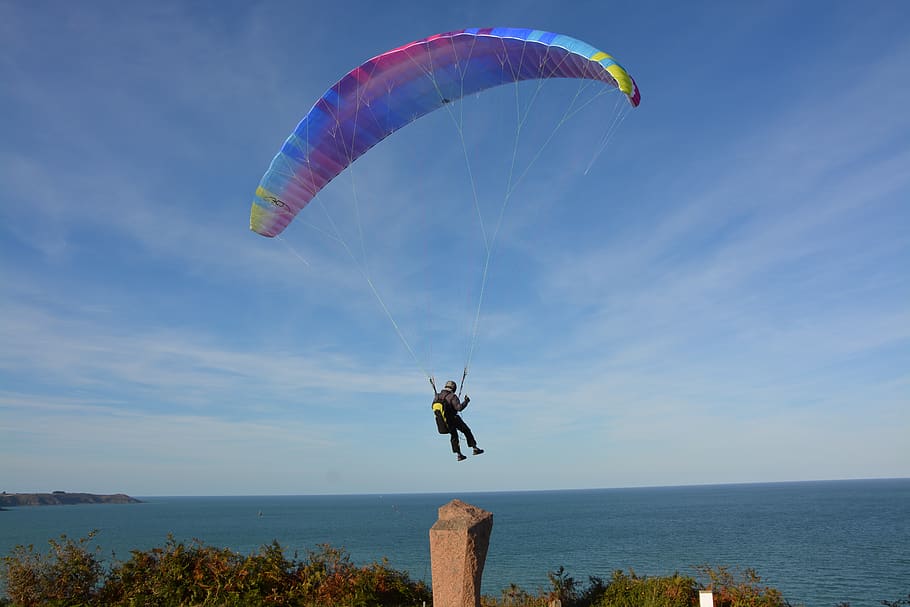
[250,27,640,239]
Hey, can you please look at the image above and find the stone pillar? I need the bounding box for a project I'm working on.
[429,499,494,607]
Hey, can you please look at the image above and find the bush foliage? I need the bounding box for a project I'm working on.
[1,531,103,607]
[482,566,775,607]
[2,533,429,607]
[2,534,906,607]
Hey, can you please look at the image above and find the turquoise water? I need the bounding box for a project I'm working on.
[1,479,907,606]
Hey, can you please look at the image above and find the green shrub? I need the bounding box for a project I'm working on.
[99,535,253,606]
[596,569,696,607]
[2,534,430,607]
[482,568,694,607]
[484,582,548,607]
[1,531,103,607]
[694,565,785,607]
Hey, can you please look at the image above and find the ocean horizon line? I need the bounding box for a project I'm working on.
[110,475,906,499]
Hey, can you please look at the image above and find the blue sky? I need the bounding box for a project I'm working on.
[1,1,907,496]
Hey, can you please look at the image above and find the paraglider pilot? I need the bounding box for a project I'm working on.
[434,380,484,461]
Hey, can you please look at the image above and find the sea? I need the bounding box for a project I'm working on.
[1,479,907,607]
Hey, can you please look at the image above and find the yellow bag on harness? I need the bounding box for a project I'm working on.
[432,402,449,434]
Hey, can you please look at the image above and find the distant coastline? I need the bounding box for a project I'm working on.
[0,492,141,507]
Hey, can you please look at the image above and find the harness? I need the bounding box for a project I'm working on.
[432,393,450,434]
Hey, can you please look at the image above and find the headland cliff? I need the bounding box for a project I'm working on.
[0,492,141,506]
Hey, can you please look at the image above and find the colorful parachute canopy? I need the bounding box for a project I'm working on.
[250,27,641,238]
